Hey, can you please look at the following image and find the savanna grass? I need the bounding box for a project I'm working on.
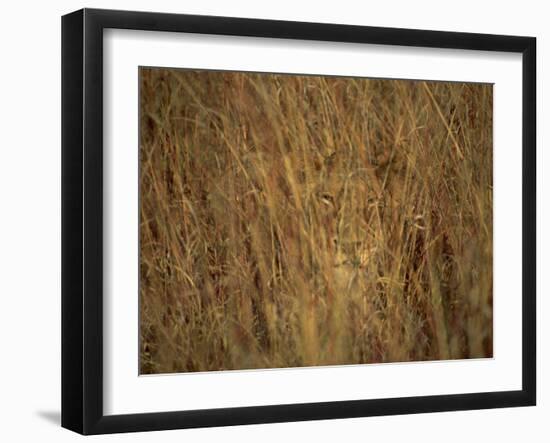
[139,68,493,374]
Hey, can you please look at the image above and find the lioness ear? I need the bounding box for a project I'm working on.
[376,147,391,168]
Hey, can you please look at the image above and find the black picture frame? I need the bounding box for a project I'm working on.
[61,8,536,435]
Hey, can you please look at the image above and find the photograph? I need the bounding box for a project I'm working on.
[139,67,494,374]
[54,4,538,437]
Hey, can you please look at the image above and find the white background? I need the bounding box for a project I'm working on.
[0,0,546,441]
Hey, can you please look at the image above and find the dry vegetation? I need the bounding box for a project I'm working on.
[139,67,493,374]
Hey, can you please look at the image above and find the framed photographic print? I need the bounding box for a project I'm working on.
[61,8,536,435]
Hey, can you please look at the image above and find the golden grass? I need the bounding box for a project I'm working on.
[139,67,493,374]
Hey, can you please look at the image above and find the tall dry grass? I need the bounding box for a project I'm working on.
[139,67,493,374]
